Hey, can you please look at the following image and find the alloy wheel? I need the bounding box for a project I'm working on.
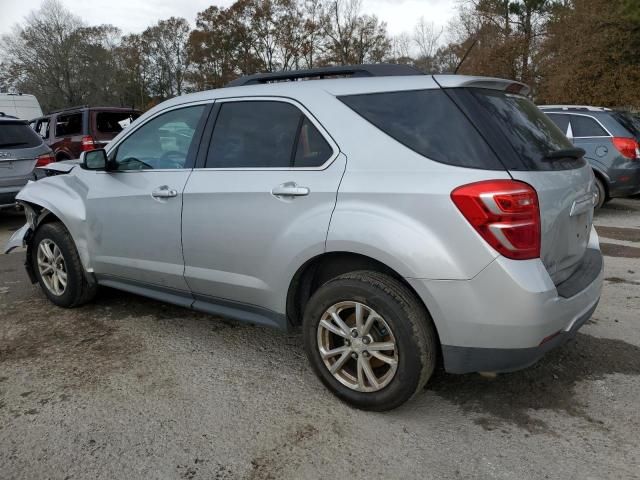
[317,301,398,392]
[36,239,67,296]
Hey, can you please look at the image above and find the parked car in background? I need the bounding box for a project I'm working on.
[0,93,43,120]
[0,115,53,209]
[540,106,640,208]
[5,66,603,410]
[30,106,141,161]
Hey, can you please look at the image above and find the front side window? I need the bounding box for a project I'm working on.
[206,101,333,169]
[55,113,82,137]
[570,115,608,137]
[112,105,205,171]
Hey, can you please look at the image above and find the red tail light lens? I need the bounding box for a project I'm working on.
[612,137,640,160]
[81,135,96,152]
[35,152,55,167]
[451,180,541,260]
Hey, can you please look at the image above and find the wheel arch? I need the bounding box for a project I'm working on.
[286,251,443,348]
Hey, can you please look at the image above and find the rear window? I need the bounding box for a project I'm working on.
[454,89,582,171]
[338,89,504,170]
[96,111,141,134]
[0,121,43,149]
[613,112,640,140]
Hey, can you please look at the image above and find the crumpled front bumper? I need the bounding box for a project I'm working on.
[3,222,30,254]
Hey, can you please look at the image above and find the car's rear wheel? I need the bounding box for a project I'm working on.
[594,176,607,209]
[303,271,437,411]
[32,222,97,307]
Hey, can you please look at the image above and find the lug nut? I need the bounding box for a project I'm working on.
[344,339,351,347]
[351,330,358,338]
[351,352,358,359]
[363,351,370,358]
[362,337,371,345]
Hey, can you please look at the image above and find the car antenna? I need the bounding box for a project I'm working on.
[454,38,478,74]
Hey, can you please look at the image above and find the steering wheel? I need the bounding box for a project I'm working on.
[159,150,185,169]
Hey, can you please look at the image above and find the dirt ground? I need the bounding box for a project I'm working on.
[0,200,639,480]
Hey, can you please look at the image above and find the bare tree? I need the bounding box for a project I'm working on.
[413,17,443,59]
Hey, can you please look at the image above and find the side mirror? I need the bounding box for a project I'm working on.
[81,149,108,171]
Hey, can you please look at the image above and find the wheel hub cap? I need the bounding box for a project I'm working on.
[317,301,398,393]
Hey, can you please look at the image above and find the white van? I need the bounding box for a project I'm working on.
[0,93,43,120]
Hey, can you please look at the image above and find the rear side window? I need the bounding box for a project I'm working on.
[570,115,608,137]
[207,101,333,168]
[339,90,503,169]
[55,113,82,137]
[0,121,43,149]
[96,111,141,134]
[546,113,570,135]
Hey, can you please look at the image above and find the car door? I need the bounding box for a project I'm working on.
[568,114,612,166]
[182,98,346,319]
[85,102,210,293]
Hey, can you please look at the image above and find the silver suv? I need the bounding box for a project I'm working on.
[4,65,603,410]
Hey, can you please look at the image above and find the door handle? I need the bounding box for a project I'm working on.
[152,186,178,198]
[271,182,310,197]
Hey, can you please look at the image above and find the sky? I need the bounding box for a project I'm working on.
[0,0,457,37]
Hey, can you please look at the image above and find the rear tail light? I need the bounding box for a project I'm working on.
[451,180,541,260]
[81,135,96,152]
[612,137,640,160]
[35,152,55,167]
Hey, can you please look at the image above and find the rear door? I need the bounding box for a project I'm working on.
[53,111,84,159]
[181,98,345,317]
[451,89,595,284]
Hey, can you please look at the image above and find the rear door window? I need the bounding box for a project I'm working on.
[206,101,333,169]
[55,113,82,137]
[570,115,608,137]
[546,113,570,136]
[339,89,503,170]
[0,121,43,149]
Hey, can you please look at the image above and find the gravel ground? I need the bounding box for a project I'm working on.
[1,200,639,480]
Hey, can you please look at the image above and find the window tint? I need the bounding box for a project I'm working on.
[0,121,43,149]
[294,118,333,167]
[55,113,82,137]
[96,111,140,134]
[339,89,503,169]
[469,90,576,170]
[113,105,205,171]
[207,101,302,168]
[546,114,570,136]
[570,115,608,137]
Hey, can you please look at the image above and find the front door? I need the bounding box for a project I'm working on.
[85,103,209,292]
[182,99,345,315]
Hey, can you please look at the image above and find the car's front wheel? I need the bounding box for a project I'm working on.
[32,222,97,307]
[303,271,437,411]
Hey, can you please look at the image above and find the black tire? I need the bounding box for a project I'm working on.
[594,176,607,209]
[31,222,97,308]
[303,271,437,411]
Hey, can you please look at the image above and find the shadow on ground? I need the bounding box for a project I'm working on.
[429,333,640,434]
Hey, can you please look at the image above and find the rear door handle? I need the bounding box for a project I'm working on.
[152,186,178,198]
[271,182,310,197]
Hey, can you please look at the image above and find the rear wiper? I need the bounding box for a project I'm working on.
[0,142,29,148]
[543,147,586,160]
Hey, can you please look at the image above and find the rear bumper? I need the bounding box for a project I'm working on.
[408,245,603,374]
[607,160,640,198]
[0,188,20,208]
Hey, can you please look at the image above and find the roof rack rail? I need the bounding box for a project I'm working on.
[538,105,611,112]
[48,104,90,114]
[226,63,424,87]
